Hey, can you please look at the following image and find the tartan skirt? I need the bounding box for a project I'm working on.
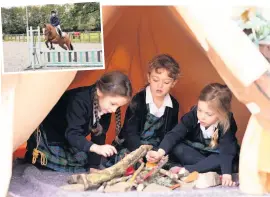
[25,125,90,173]
[103,111,165,168]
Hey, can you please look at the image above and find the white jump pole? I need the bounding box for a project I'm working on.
[31,26,34,69]
[26,26,30,68]
[37,26,42,68]
[30,26,34,69]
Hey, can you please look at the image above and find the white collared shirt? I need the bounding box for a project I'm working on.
[198,120,218,139]
[145,85,173,117]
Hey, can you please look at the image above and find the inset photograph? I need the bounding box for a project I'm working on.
[1,2,104,73]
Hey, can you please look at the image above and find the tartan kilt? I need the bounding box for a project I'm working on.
[25,125,90,173]
[183,139,220,155]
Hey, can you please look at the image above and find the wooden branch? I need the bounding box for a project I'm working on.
[67,145,152,190]
[129,162,145,183]
[107,175,132,186]
[137,155,168,184]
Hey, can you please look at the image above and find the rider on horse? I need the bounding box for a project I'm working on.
[50,10,63,38]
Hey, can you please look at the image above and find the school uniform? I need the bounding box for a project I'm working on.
[25,84,112,173]
[159,106,240,175]
[104,86,179,167]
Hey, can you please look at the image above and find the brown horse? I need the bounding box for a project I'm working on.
[43,24,74,50]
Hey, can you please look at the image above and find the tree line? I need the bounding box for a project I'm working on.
[1,2,101,34]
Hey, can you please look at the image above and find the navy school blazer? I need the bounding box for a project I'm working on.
[120,88,179,152]
[159,106,239,174]
[41,84,112,152]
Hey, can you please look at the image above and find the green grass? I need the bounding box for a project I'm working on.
[3,32,102,43]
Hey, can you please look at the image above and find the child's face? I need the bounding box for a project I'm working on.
[147,68,177,98]
[97,89,129,115]
[197,101,219,127]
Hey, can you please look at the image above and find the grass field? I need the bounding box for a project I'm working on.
[3,32,102,43]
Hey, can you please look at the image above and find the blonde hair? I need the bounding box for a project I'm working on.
[199,83,232,148]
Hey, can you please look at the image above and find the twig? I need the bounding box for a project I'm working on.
[159,169,179,181]
[97,182,107,192]
[128,162,145,183]
[137,155,169,184]
[107,175,132,186]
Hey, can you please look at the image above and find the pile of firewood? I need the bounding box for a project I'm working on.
[60,145,221,192]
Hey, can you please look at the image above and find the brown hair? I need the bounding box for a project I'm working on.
[199,83,232,148]
[148,54,180,80]
[91,71,132,136]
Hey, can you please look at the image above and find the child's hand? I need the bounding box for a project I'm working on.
[222,174,236,187]
[146,149,165,163]
[90,144,117,157]
[146,151,161,163]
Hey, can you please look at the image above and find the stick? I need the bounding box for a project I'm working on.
[107,175,132,186]
[159,169,179,181]
[128,162,145,183]
[137,155,168,184]
[97,182,107,192]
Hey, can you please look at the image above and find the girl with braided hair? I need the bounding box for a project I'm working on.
[25,71,132,173]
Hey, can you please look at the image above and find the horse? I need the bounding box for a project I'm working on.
[43,24,74,50]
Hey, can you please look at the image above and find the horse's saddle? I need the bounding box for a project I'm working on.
[54,27,67,37]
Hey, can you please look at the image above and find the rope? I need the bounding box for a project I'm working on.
[32,127,47,166]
